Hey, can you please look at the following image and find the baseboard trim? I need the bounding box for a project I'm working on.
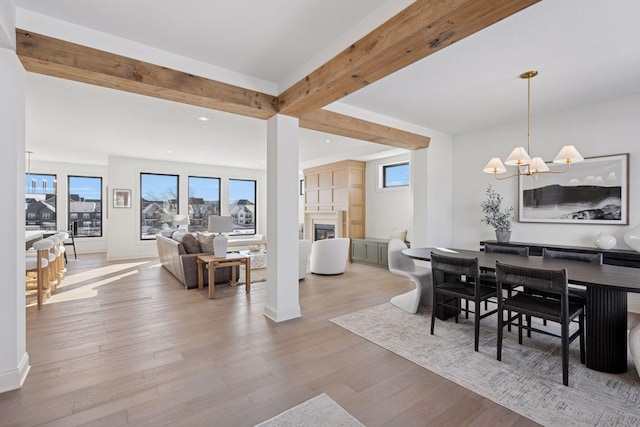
[0,352,30,393]
[263,304,301,323]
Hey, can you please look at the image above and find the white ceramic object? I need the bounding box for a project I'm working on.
[213,234,228,257]
[594,231,616,250]
[624,222,640,252]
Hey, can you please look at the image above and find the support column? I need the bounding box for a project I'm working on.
[0,0,30,392]
[263,114,301,322]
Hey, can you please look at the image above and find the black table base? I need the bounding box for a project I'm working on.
[586,287,628,373]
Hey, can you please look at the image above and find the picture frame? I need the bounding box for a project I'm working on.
[113,188,132,208]
[518,153,629,224]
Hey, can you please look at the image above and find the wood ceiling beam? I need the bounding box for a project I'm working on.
[16,29,279,120]
[300,109,429,150]
[277,0,540,117]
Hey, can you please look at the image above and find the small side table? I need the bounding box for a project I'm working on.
[196,254,251,299]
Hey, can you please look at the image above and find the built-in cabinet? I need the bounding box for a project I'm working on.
[351,238,389,268]
[304,160,365,240]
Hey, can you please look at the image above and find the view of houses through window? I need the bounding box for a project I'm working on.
[25,173,57,230]
[188,176,220,232]
[140,173,178,240]
[229,179,256,235]
[68,176,102,237]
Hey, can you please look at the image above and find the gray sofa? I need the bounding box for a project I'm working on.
[156,230,233,289]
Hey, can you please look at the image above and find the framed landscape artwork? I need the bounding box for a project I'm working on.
[518,153,629,224]
[113,188,132,208]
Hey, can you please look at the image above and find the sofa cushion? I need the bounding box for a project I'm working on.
[181,233,202,254]
[196,232,215,253]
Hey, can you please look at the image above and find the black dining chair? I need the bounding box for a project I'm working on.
[538,248,602,326]
[495,261,585,386]
[430,252,497,352]
[480,243,529,330]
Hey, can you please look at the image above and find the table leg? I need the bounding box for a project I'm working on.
[231,264,237,285]
[245,258,251,293]
[208,261,216,299]
[197,259,204,290]
[586,287,628,373]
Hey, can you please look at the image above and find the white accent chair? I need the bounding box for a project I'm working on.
[310,238,350,275]
[630,322,640,378]
[387,238,432,314]
[298,239,311,280]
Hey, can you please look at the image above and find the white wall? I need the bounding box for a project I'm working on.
[107,156,267,260]
[365,153,412,239]
[452,94,640,311]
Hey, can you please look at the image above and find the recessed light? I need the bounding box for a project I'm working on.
[166,150,173,154]
[197,116,210,121]
[325,139,331,143]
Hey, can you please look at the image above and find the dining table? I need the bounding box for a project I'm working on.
[403,247,640,374]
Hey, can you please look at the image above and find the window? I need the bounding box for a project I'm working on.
[228,179,256,235]
[382,162,410,188]
[140,173,178,240]
[188,176,221,232]
[25,173,57,230]
[68,176,102,237]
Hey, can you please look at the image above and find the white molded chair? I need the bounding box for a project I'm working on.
[388,238,432,314]
[310,238,350,275]
[298,239,311,280]
[630,322,640,378]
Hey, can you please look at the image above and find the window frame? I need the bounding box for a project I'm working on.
[68,175,103,238]
[228,178,257,236]
[188,175,221,233]
[25,172,57,230]
[381,162,410,189]
[140,172,179,241]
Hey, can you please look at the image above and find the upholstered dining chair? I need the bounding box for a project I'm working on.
[387,238,431,313]
[430,253,497,352]
[495,261,585,386]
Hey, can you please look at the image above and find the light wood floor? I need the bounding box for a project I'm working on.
[2,253,540,427]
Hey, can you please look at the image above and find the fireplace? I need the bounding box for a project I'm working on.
[304,210,344,241]
[314,224,335,241]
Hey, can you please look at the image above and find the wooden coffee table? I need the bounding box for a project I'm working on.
[196,253,251,299]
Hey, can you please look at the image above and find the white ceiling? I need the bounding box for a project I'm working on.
[16,0,640,170]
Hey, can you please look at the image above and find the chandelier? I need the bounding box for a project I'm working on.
[483,70,583,180]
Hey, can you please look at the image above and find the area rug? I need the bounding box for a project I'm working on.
[255,393,364,427]
[330,303,640,427]
[239,267,267,284]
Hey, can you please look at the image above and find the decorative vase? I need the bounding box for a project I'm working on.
[594,231,616,250]
[495,230,511,243]
[624,222,640,252]
[213,234,228,257]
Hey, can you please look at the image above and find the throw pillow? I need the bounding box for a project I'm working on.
[389,227,407,242]
[196,232,215,253]
[171,230,186,242]
[160,228,174,238]
[181,233,202,254]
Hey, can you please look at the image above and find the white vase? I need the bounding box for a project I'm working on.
[624,222,640,252]
[213,234,228,257]
[594,231,616,250]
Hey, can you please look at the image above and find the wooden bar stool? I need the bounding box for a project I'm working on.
[25,239,53,309]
